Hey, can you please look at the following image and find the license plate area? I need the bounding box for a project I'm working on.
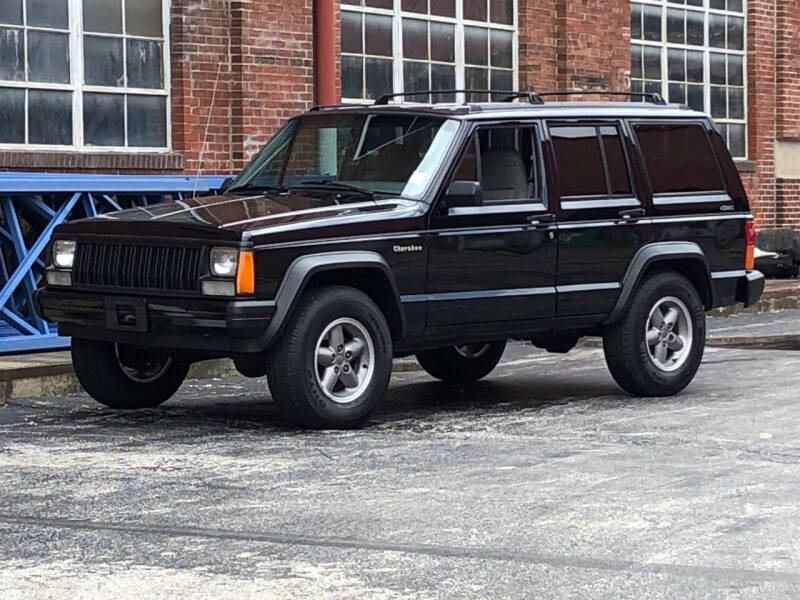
[105,297,149,332]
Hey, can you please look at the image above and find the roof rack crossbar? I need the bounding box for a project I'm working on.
[373,89,544,106]
[535,90,667,105]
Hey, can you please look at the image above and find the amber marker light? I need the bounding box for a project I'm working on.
[236,250,255,295]
[745,220,755,271]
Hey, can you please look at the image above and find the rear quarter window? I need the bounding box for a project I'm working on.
[633,123,725,194]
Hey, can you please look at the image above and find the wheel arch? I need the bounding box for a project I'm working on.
[605,242,713,325]
[262,251,405,348]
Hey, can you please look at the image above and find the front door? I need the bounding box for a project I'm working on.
[425,123,557,327]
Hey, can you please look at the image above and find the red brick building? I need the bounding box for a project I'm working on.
[0,0,798,228]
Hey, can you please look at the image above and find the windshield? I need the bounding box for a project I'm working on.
[229,113,460,200]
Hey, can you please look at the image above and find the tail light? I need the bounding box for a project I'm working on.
[745,220,755,270]
[236,250,255,295]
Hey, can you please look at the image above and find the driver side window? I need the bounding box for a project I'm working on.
[448,125,541,207]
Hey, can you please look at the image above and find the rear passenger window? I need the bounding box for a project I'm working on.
[550,124,633,198]
[634,123,725,194]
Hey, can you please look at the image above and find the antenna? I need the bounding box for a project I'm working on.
[193,61,225,198]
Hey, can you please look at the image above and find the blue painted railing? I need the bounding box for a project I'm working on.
[0,173,228,354]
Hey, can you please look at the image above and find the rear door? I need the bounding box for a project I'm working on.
[546,120,651,316]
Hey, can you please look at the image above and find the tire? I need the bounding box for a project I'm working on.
[416,341,506,383]
[71,338,190,409]
[265,286,393,429]
[603,271,706,397]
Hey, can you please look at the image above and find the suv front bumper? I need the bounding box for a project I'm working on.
[35,289,276,355]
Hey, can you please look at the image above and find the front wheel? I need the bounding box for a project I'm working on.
[416,341,506,383]
[71,339,190,409]
[603,271,706,397]
[266,286,393,429]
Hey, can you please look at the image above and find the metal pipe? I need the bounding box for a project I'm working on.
[314,0,337,106]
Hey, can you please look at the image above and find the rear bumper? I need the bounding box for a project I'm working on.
[35,288,276,355]
[712,270,765,309]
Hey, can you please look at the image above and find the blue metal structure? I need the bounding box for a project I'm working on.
[0,173,228,354]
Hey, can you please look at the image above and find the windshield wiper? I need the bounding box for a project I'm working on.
[227,183,287,194]
[291,180,376,199]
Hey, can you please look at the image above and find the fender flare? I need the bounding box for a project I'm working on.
[260,251,404,349]
[604,242,713,324]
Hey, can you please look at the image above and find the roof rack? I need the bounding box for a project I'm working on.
[373,89,544,106]
[535,90,667,105]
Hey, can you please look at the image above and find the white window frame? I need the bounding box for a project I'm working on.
[0,0,171,152]
[341,0,518,105]
[630,0,747,159]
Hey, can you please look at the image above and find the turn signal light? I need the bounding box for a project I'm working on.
[236,250,255,295]
[745,221,755,270]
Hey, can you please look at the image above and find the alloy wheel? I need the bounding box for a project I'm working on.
[645,296,693,372]
[314,317,375,404]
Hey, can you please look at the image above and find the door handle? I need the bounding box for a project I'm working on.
[617,208,646,222]
[526,213,555,226]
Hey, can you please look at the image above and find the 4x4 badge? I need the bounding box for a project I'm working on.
[393,244,423,254]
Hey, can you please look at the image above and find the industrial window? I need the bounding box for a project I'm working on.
[630,0,746,158]
[633,123,725,194]
[0,0,170,150]
[341,0,516,103]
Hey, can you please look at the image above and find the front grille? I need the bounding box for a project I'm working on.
[73,242,202,292]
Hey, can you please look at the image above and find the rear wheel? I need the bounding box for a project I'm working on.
[266,286,393,429]
[71,338,190,409]
[416,341,506,383]
[603,271,706,397]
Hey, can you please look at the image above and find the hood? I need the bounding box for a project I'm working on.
[56,192,428,243]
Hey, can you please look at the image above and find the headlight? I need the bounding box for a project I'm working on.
[53,240,76,269]
[210,247,238,277]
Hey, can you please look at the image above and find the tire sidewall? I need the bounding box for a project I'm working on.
[631,274,706,393]
[297,291,392,425]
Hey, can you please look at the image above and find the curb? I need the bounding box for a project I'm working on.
[0,357,423,405]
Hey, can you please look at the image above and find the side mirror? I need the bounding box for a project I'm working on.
[219,177,235,193]
[444,180,482,208]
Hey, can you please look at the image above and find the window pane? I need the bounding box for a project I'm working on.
[403,60,428,97]
[341,11,362,54]
[430,22,454,63]
[29,89,71,145]
[687,84,703,112]
[728,124,745,158]
[634,124,724,193]
[84,36,123,86]
[728,0,743,12]
[667,49,685,81]
[479,127,535,202]
[27,31,69,84]
[126,38,164,88]
[464,0,487,22]
[365,0,392,8]
[127,94,166,147]
[83,0,122,34]
[465,67,488,101]
[631,45,642,79]
[489,0,512,25]
[710,52,726,85]
[551,126,607,197]
[26,0,68,29]
[686,10,704,46]
[489,69,512,96]
[402,0,426,13]
[711,85,726,118]
[430,64,455,102]
[0,87,24,142]
[364,14,392,56]
[631,3,642,40]
[365,57,392,99]
[430,0,455,18]
[686,50,703,83]
[667,9,684,44]
[710,0,725,8]
[464,26,487,65]
[729,87,744,120]
[0,0,22,25]
[727,17,744,50]
[83,92,124,146]
[125,0,163,37]
[668,83,686,105]
[600,127,632,196]
[489,29,512,69]
[643,46,661,79]
[403,18,427,61]
[643,5,661,41]
[342,56,363,99]
[709,14,725,48]
[728,55,743,86]
[0,27,24,80]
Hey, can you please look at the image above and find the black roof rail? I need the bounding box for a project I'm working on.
[374,89,544,106]
[535,90,667,105]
